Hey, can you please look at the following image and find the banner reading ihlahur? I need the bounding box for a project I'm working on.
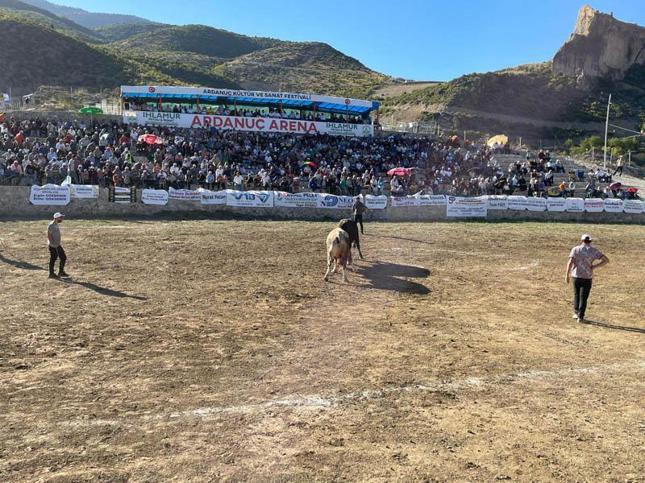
[141,189,169,205]
[168,187,202,201]
[546,197,567,212]
[364,195,387,210]
[124,111,374,137]
[274,191,320,208]
[486,195,508,210]
[317,194,354,209]
[30,184,70,205]
[584,198,604,213]
[226,190,274,208]
[199,189,226,205]
[446,196,488,218]
[623,199,644,214]
[603,198,623,213]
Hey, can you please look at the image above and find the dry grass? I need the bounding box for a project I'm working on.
[0,220,643,481]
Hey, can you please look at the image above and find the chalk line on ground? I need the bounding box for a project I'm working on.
[57,360,645,428]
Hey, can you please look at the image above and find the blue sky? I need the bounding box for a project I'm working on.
[60,0,644,81]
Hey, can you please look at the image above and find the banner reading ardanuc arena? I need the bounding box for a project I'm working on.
[124,112,374,137]
[446,196,488,218]
[29,184,70,205]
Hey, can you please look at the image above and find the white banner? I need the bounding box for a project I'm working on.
[446,196,488,218]
[317,194,354,210]
[507,195,528,211]
[623,199,644,214]
[391,196,418,208]
[526,197,547,212]
[69,184,99,199]
[124,111,374,137]
[584,198,604,213]
[199,189,227,205]
[415,194,446,206]
[547,197,567,212]
[603,198,624,213]
[565,198,585,213]
[226,190,274,208]
[141,189,169,205]
[30,184,70,206]
[274,191,320,208]
[168,187,202,202]
[121,85,374,108]
[364,195,388,210]
[486,195,508,210]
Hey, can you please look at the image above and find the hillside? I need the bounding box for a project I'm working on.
[95,22,166,42]
[113,25,282,60]
[20,0,151,28]
[0,0,98,40]
[214,42,388,97]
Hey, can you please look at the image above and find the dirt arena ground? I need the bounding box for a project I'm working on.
[0,219,643,482]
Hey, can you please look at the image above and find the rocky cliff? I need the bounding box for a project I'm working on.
[553,5,645,80]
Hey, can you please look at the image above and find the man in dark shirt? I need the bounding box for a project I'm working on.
[352,196,367,234]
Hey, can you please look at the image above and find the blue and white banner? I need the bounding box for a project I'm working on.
[199,189,226,205]
[364,195,388,210]
[274,191,320,208]
[446,196,488,218]
[226,190,274,208]
[486,195,508,210]
[584,198,604,213]
[603,198,623,213]
[415,194,447,206]
[316,194,354,210]
[547,197,567,212]
[30,184,71,206]
[141,189,169,205]
[168,187,201,202]
[565,197,585,213]
[623,199,644,214]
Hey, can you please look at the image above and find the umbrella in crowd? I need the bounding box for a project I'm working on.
[387,167,413,177]
[304,161,317,168]
[626,187,638,193]
[79,106,103,115]
[138,134,164,145]
[609,182,622,190]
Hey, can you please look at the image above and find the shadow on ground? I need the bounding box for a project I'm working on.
[583,319,644,334]
[60,279,148,300]
[356,260,431,295]
[0,253,45,271]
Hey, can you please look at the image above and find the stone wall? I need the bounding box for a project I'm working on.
[1,187,643,224]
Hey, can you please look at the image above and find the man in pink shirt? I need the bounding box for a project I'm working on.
[565,234,609,323]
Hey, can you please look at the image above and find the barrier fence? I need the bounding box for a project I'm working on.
[27,185,645,218]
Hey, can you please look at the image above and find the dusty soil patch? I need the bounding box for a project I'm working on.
[0,220,643,481]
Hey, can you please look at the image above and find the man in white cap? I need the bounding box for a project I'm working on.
[565,234,609,322]
[47,213,69,279]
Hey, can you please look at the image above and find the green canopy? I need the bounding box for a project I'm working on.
[79,106,103,114]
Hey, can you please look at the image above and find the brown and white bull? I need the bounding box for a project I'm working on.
[324,227,351,283]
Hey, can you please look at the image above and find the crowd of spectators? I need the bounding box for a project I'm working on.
[0,116,640,201]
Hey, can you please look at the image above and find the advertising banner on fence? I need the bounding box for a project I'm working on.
[226,190,274,208]
[141,189,169,205]
[29,184,70,206]
[507,196,528,210]
[391,196,418,208]
[565,198,585,213]
[486,195,508,210]
[526,197,547,212]
[199,189,226,205]
[547,197,567,212]
[168,187,201,202]
[623,199,644,214]
[317,194,354,209]
[70,184,99,199]
[364,195,387,210]
[603,198,624,213]
[124,111,374,137]
[415,194,447,206]
[110,186,133,204]
[446,196,488,218]
[274,191,320,208]
[584,198,604,213]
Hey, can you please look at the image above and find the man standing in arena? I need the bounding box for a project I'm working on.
[47,213,69,279]
[565,234,609,323]
[352,195,367,235]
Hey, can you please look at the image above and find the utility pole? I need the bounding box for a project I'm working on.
[603,93,611,170]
